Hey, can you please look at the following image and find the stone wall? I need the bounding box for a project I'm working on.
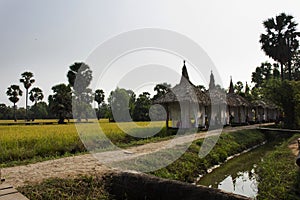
[104,171,250,200]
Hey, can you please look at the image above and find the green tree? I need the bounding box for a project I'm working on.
[67,62,93,121]
[29,87,45,119]
[251,62,274,88]
[262,79,300,128]
[108,88,135,122]
[97,102,109,119]
[6,85,23,121]
[94,89,105,120]
[291,50,300,80]
[132,92,151,121]
[20,71,35,120]
[234,81,244,96]
[48,84,72,124]
[260,13,300,80]
[30,102,48,119]
[153,83,171,100]
[0,103,9,119]
[29,87,44,105]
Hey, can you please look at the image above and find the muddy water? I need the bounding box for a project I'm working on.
[197,143,275,198]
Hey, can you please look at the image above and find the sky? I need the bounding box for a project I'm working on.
[1,0,300,107]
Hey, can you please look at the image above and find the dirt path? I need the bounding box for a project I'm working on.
[2,123,272,187]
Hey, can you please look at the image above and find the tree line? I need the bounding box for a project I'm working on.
[2,12,300,128]
[2,62,170,123]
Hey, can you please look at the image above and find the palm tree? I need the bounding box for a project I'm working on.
[29,87,44,105]
[29,87,44,120]
[20,72,35,120]
[260,13,300,80]
[94,89,105,120]
[6,85,23,122]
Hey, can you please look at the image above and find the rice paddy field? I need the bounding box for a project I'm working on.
[0,119,168,167]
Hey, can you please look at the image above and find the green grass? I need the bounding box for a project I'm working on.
[0,120,173,167]
[16,129,267,200]
[151,129,266,182]
[257,134,300,200]
[18,175,113,200]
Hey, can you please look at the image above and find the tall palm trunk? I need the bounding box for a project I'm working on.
[280,63,284,81]
[25,88,28,121]
[13,103,16,122]
[288,60,292,80]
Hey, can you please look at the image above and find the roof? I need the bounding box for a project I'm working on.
[252,99,279,109]
[153,61,209,105]
[226,92,250,107]
[206,88,227,105]
[153,78,210,105]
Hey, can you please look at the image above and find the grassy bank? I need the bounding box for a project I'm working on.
[257,134,300,200]
[151,129,266,182]
[18,175,114,200]
[0,120,174,167]
[17,129,266,200]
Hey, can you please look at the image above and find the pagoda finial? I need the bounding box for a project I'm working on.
[180,60,190,84]
[209,70,215,90]
[229,76,234,93]
[245,81,250,94]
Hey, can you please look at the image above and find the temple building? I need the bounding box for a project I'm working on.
[154,61,280,129]
[153,61,209,129]
[226,78,250,124]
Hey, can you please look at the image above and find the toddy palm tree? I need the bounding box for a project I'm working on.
[29,87,44,105]
[260,13,300,80]
[6,85,23,122]
[94,89,105,120]
[20,71,35,120]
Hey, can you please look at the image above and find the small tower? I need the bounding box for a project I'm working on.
[209,70,215,90]
[180,60,190,84]
[229,76,234,93]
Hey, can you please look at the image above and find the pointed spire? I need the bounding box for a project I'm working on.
[209,70,215,90]
[229,76,234,93]
[245,81,250,94]
[180,60,190,84]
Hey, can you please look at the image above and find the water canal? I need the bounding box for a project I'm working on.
[197,142,276,198]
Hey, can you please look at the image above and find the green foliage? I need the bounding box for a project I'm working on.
[257,135,300,200]
[20,71,35,120]
[6,85,23,104]
[67,62,93,122]
[260,13,300,80]
[263,80,300,128]
[67,62,92,94]
[0,120,170,167]
[108,88,135,122]
[291,50,300,80]
[152,82,171,100]
[20,72,35,89]
[234,81,244,96]
[6,85,23,121]
[151,130,266,183]
[95,89,105,107]
[252,62,279,88]
[30,102,49,119]
[132,92,151,121]
[48,84,72,124]
[29,87,44,104]
[18,175,112,200]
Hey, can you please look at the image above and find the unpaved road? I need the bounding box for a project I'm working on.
[2,123,272,187]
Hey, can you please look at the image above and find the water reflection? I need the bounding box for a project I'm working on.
[217,169,258,198]
[197,143,274,198]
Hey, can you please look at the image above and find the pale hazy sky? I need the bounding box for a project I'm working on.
[1,0,300,107]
